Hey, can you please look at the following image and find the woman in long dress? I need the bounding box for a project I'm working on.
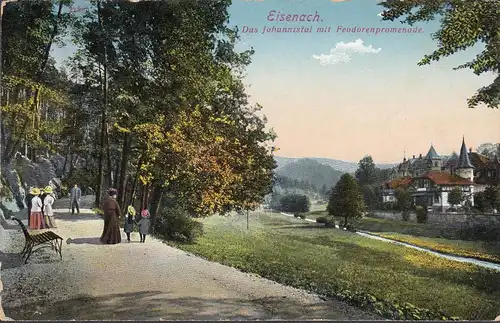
[100,188,122,244]
[43,186,56,228]
[28,188,45,230]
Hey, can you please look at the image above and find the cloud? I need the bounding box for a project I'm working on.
[312,39,382,66]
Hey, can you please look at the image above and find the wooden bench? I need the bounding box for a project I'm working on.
[9,217,63,264]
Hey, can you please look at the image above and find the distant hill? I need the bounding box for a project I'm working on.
[274,156,396,174]
[275,158,345,191]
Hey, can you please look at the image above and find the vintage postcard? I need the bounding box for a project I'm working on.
[0,0,499,321]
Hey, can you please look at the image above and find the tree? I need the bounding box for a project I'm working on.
[379,0,500,109]
[279,194,310,213]
[362,184,379,212]
[327,173,365,227]
[484,186,500,212]
[394,188,412,211]
[477,143,500,159]
[355,155,377,186]
[473,191,488,213]
[448,187,464,207]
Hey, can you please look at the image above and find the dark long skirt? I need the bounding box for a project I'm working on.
[100,214,121,244]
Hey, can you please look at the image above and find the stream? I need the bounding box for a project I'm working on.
[279,212,500,272]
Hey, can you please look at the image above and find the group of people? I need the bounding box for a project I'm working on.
[26,186,56,230]
[26,184,151,244]
[100,188,151,245]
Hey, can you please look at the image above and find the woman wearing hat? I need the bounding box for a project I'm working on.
[43,186,56,228]
[123,205,136,242]
[100,188,122,244]
[29,188,45,230]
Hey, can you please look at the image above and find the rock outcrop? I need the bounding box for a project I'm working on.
[1,153,65,213]
[3,164,25,210]
[0,262,11,321]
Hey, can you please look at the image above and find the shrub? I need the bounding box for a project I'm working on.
[457,223,500,242]
[154,206,204,243]
[280,194,310,213]
[293,213,300,218]
[415,206,427,223]
[401,210,410,221]
[345,223,356,232]
[299,214,306,219]
[324,216,337,228]
[316,216,327,224]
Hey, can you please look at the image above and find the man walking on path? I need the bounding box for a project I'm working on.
[71,184,81,215]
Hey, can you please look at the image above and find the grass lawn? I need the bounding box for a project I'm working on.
[307,207,500,265]
[169,212,500,320]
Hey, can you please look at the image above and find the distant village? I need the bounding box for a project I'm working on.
[382,137,499,211]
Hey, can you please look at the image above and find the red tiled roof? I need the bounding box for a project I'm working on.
[419,171,473,185]
[385,176,412,189]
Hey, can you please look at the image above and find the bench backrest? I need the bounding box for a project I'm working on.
[10,217,31,241]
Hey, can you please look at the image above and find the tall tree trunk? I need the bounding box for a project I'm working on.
[127,153,145,208]
[118,133,132,207]
[149,183,163,232]
[105,125,112,188]
[141,184,147,210]
[12,1,64,163]
[113,158,120,189]
[95,0,108,208]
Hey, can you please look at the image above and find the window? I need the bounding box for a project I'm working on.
[490,170,497,178]
[434,193,440,204]
[434,162,438,167]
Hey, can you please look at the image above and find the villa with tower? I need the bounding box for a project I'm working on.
[382,137,500,211]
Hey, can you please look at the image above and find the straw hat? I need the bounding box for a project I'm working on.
[127,205,136,216]
[141,209,150,217]
[44,186,53,194]
[30,187,40,195]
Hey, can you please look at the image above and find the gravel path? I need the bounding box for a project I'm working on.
[1,196,381,320]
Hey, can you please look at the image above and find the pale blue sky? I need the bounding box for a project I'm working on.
[51,0,499,163]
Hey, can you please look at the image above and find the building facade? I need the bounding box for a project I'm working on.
[383,138,499,209]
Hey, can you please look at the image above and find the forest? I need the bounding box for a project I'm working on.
[0,0,277,226]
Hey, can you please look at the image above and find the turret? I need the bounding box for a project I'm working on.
[455,136,474,182]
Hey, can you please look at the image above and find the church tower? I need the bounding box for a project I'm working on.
[455,137,474,182]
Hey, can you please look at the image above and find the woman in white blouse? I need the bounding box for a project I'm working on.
[43,186,56,228]
[29,188,44,230]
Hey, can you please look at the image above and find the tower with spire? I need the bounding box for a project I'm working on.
[455,136,474,182]
[425,143,442,170]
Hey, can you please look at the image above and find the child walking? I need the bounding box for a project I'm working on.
[124,205,136,242]
[138,209,150,243]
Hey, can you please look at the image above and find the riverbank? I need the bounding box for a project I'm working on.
[170,211,500,320]
[305,209,500,268]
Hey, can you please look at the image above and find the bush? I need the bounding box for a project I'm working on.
[457,223,500,242]
[293,213,300,218]
[299,214,306,219]
[401,210,410,221]
[345,223,356,232]
[316,216,337,227]
[316,216,327,224]
[324,216,337,228]
[280,194,310,213]
[415,206,427,223]
[154,206,204,243]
